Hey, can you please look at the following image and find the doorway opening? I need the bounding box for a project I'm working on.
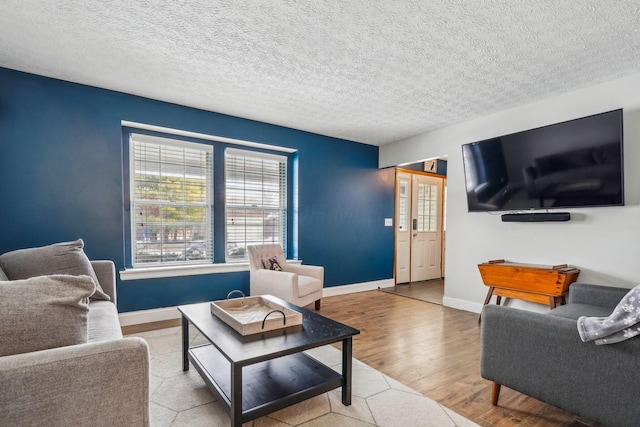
[381,160,447,305]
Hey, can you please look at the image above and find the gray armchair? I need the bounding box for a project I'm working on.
[481,283,639,427]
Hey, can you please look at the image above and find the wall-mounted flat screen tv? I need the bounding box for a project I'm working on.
[462,109,624,212]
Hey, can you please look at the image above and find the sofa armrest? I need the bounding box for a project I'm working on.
[250,269,298,301]
[567,283,628,309]
[283,263,324,282]
[91,260,117,304]
[481,304,640,427]
[0,337,149,427]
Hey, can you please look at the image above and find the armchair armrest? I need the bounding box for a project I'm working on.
[283,263,324,282]
[0,337,149,426]
[481,304,640,427]
[567,283,628,309]
[250,269,298,301]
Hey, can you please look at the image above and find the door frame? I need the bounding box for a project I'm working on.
[393,167,447,286]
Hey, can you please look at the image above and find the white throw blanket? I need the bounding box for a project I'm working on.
[577,284,640,345]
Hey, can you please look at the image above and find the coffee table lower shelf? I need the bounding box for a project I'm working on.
[188,344,343,423]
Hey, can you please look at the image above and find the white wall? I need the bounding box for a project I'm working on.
[380,72,640,314]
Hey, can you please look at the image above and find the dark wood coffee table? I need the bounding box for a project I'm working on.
[178,296,360,427]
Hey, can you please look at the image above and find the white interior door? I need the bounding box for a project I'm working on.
[395,172,411,283]
[410,174,443,282]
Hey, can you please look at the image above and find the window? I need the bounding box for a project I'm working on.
[398,177,409,231]
[416,182,438,232]
[225,148,287,262]
[130,133,213,266]
[124,126,293,273]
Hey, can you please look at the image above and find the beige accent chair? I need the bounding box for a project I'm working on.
[247,244,323,310]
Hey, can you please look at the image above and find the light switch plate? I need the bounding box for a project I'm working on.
[384,218,393,226]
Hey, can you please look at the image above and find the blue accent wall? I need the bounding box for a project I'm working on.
[0,67,395,312]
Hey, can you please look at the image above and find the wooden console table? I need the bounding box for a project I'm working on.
[478,260,580,316]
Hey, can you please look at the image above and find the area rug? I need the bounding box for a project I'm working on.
[126,326,478,427]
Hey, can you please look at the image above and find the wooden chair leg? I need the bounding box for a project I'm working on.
[491,382,501,405]
[315,299,321,310]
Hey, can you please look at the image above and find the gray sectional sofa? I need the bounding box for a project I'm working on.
[481,283,637,427]
[0,240,150,427]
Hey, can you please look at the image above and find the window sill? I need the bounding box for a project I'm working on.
[120,263,247,280]
[119,259,302,281]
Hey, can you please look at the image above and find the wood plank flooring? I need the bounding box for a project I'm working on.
[125,290,596,427]
[379,279,444,305]
[318,290,596,427]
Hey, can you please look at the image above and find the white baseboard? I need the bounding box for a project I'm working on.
[442,296,483,314]
[322,279,394,297]
[119,306,181,327]
[119,278,394,326]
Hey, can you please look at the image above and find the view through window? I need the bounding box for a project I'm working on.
[130,134,213,266]
[128,132,289,267]
[225,148,287,262]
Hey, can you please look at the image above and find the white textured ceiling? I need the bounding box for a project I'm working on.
[1,1,640,145]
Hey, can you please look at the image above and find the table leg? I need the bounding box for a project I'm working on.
[230,362,242,427]
[341,337,353,406]
[181,315,189,371]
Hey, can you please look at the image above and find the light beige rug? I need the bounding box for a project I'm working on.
[127,326,479,427]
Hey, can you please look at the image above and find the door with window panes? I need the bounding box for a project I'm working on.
[395,172,444,283]
[410,174,443,281]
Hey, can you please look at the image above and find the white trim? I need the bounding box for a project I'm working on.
[323,279,393,297]
[119,306,182,326]
[119,259,303,280]
[118,277,392,326]
[442,296,483,314]
[122,120,297,153]
[120,262,249,280]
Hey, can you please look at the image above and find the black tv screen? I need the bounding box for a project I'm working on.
[462,109,624,212]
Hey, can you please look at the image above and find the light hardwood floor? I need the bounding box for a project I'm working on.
[380,279,444,305]
[125,290,596,427]
[318,290,596,427]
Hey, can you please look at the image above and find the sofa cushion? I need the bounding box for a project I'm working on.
[0,275,95,356]
[88,300,123,342]
[0,266,7,281]
[0,239,110,301]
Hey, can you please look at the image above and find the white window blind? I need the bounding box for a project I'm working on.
[225,148,287,261]
[130,134,213,266]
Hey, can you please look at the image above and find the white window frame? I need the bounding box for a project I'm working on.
[120,123,297,281]
[225,148,288,262]
[129,133,213,267]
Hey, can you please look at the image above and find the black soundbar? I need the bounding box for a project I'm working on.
[501,212,570,222]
